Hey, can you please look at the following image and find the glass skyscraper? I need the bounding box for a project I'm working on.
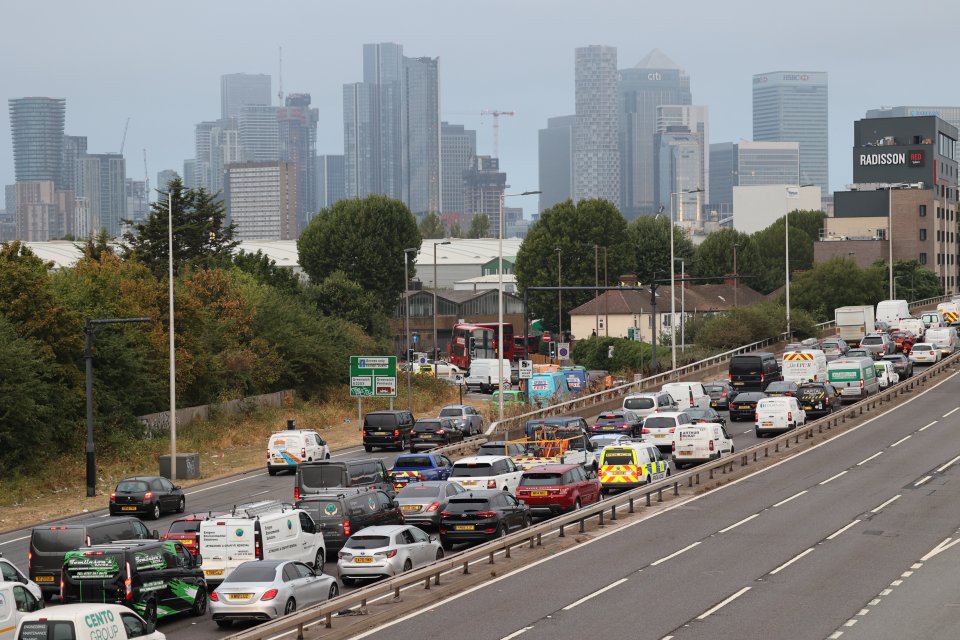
[220,74,271,121]
[9,97,66,186]
[573,45,620,206]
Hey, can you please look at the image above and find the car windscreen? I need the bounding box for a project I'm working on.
[364,414,397,428]
[913,343,933,350]
[476,445,508,456]
[225,563,279,582]
[798,386,825,397]
[601,450,635,466]
[704,385,723,395]
[394,456,433,468]
[413,422,441,432]
[445,498,492,513]
[730,357,763,375]
[167,520,201,534]
[623,397,655,410]
[450,463,495,477]
[766,383,791,391]
[297,499,343,518]
[643,417,675,429]
[519,473,563,486]
[344,535,391,550]
[31,528,85,552]
[116,481,149,492]
[438,408,462,417]
[398,484,441,498]
[298,465,346,488]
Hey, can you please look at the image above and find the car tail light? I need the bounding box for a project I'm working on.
[475,511,497,518]
[294,486,299,501]
[426,502,440,512]
[377,550,398,558]
[416,472,424,481]
[209,591,219,602]
[487,479,497,489]
[109,492,116,502]
[668,427,676,433]
[754,412,758,422]
[709,440,715,451]
[722,389,728,397]
[124,562,133,601]
[301,448,306,460]
[440,512,452,518]
[728,373,733,382]
[261,589,279,601]
[787,412,793,421]
[394,429,401,437]
[436,429,446,435]
[641,428,651,434]
[143,491,153,500]
[266,451,270,461]
[760,373,765,383]
[255,532,263,560]
[860,379,865,390]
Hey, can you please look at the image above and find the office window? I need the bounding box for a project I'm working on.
[920,253,927,265]
[920,228,927,241]
[919,204,927,217]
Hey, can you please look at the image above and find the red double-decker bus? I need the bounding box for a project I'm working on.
[449,323,514,370]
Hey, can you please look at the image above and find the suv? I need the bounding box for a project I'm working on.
[622,391,678,418]
[438,490,531,549]
[62,540,206,624]
[475,441,526,457]
[362,410,415,452]
[296,489,403,557]
[410,418,464,450]
[640,411,693,452]
[295,459,393,501]
[30,517,156,600]
[438,405,484,436]
[859,333,895,359]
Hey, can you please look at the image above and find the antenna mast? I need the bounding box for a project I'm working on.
[277,46,284,105]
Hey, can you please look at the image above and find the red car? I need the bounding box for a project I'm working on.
[889,330,916,354]
[160,513,224,555]
[514,464,602,516]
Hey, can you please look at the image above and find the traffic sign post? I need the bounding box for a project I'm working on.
[350,356,398,397]
[519,360,533,379]
[454,373,465,402]
[557,342,571,361]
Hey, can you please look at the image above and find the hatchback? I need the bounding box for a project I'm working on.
[820,340,849,360]
[685,407,726,427]
[514,464,601,516]
[640,412,692,452]
[909,342,941,364]
[729,392,768,422]
[589,410,642,437]
[703,382,737,410]
[763,381,799,397]
[160,513,225,556]
[109,476,184,520]
[337,525,443,585]
[881,353,914,379]
[410,418,464,450]
[438,490,531,549]
[475,441,526,458]
[395,481,467,529]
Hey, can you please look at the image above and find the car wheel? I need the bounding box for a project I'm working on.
[441,538,454,551]
[523,515,532,528]
[435,548,444,561]
[364,445,373,453]
[267,467,277,476]
[151,503,161,520]
[328,583,339,600]
[573,498,582,511]
[499,524,508,538]
[314,549,324,569]
[144,600,157,626]
[176,497,185,514]
[216,620,232,629]
[403,559,413,572]
[190,588,207,616]
[284,598,296,615]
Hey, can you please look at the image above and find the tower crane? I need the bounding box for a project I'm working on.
[480,109,515,159]
[119,117,130,155]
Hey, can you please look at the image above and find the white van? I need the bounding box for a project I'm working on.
[754,397,806,437]
[873,361,900,389]
[672,422,734,468]
[781,350,828,384]
[0,582,43,640]
[661,382,711,410]
[921,311,944,328]
[897,317,925,340]
[936,302,960,322]
[876,299,910,325]
[465,358,512,394]
[827,357,880,401]
[267,424,331,476]
[925,327,959,356]
[199,501,325,585]
[15,604,164,640]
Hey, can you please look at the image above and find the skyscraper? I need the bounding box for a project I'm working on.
[220,73,272,121]
[238,105,280,162]
[61,135,88,193]
[364,42,405,200]
[753,71,828,193]
[573,45,620,205]
[404,56,441,214]
[225,161,297,240]
[865,106,960,157]
[315,155,345,210]
[279,93,319,228]
[538,115,576,213]
[77,153,126,237]
[618,50,692,218]
[9,97,66,186]
[709,141,800,214]
[655,105,709,213]
[441,122,476,215]
[343,82,375,199]
[464,156,506,235]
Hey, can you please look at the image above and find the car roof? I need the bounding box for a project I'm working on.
[456,456,509,464]
[176,512,226,521]
[441,404,470,410]
[645,411,686,418]
[452,490,503,499]
[734,392,767,399]
[20,603,138,621]
[119,476,163,482]
[522,464,579,473]
[351,525,410,536]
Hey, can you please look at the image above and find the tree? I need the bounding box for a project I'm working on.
[468,214,490,239]
[789,257,886,321]
[750,220,815,294]
[297,195,421,311]
[871,259,943,302]
[120,178,238,279]
[691,229,763,289]
[418,212,446,239]
[76,230,115,262]
[302,271,392,338]
[449,222,464,238]
[693,301,818,350]
[627,215,695,285]
[514,199,634,335]
[231,249,300,296]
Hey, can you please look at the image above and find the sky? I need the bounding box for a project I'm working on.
[2,0,957,217]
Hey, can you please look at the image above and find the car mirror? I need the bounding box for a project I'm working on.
[518,499,526,505]
[173,485,182,491]
[429,534,438,542]
[195,554,203,567]
[145,621,156,634]
[152,530,160,539]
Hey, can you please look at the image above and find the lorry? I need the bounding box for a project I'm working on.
[835,305,876,346]
[386,453,455,492]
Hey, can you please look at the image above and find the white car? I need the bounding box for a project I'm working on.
[449,455,523,493]
[640,411,694,452]
[873,360,900,389]
[0,581,43,640]
[673,422,734,468]
[338,525,443,585]
[267,428,331,476]
[429,360,465,377]
[909,342,941,364]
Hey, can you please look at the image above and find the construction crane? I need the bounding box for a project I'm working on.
[480,110,515,159]
[119,117,130,155]
[143,149,150,202]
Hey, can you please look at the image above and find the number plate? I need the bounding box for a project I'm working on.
[762,421,774,427]
[679,451,692,456]
[454,525,475,531]
[34,576,54,583]
[401,504,420,512]
[655,434,665,439]
[530,490,548,496]
[353,557,374,563]
[375,431,388,435]
[273,458,286,464]
[226,593,252,600]
[601,426,614,431]
[803,405,813,410]
[422,434,435,438]
[121,506,137,511]
[710,401,718,407]
[180,539,194,545]
[733,381,744,386]
[204,569,224,576]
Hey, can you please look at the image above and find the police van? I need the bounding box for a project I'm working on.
[598,442,668,492]
[15,604,164,640]
[198,501,324,586]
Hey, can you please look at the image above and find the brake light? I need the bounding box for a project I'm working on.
[378,550,398,559]
[436,429,446,435]
[668,427,676,433]
[394,429,401,437]
[416,472,424,481]
[440,512,452,518]
[261,589,279,601]
[124,562,133,600]
[760,373,765,383]
[209,591,219,602]
[266,451,270,461]
[860,379,865,389]
[254,532,263,560]
[721,389,727,397]
[641,428,651,434]
[301,448,306,460]
[143,491,153,500]
[787,412,793,421]
[294,486,299,501]
[109,492,116,502]
[709,440,715,451]
[426,502,440,512]
[60,578,64,601]
[487,479,497,489]
[475,511,497,517]
[728,373,733,382]
[343,520,351,536]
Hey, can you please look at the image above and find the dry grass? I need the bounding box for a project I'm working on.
[0,376,482,533]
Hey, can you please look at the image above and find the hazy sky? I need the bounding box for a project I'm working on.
[3,0,956,215]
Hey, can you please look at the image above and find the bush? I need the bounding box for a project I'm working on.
[692,301,820,352]
[571,336,670,376]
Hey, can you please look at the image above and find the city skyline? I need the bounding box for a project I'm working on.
[2,0,955,217]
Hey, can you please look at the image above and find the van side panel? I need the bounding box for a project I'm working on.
[199,520,256,582]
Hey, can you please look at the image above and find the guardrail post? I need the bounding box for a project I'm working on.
[629,497,635,513]
[298,622,305,639]
[579,518,586,533]
[709,467,714,479]
[688,476,693,487]
[765,446,769,457]
[673,481,679,496]
[434,571,441,586]
[611,504,618,521]
[394,586,401,600]
[325,611,333,628]
[598,509,605,526]
[463,561,470,574]
[505,543,511,559]
[646,492,652,506]
[695,472,700,485]
[424,576,431,590]
[657,487,663,502]
[537,533,542,546]
[489,551,495,564]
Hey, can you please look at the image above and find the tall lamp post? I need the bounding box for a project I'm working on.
[498,190,539,422]
[785,184,813,338]
[403,247,418,411]
[166,190,177,482]
[733,243,741,307]
[670,187,702,370]
[556,248,562,344]
[431,240,451,361]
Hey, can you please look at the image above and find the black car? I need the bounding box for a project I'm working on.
[410,418,464,451]
[685,407,726,427]
[763,381,799,397]
[589,410,643,437]
[110,476,185,520]
[704,381,737,410]
[439,490,531,550]
[295,459,394,502]
[362,410,415,452]
[395,481,468,529]
[297,488,404,558]
[882,353,914,380]
[728,392,767,422]
[797,382,842,418]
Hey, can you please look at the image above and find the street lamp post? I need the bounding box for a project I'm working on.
[432,240,451,361]
[784,184,813,338]
[166,190,177,482]
[594,245,599,336]
[670,187,702,370]
[733,243,741,307]
[403,247,418,411]
[556,248,562,346]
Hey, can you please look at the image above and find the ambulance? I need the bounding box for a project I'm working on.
[597,442,669,492]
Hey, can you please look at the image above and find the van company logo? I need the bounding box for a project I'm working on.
[287,519,293,530]
[235,528,244,537]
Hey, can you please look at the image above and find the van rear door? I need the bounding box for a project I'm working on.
[199,519,255,582]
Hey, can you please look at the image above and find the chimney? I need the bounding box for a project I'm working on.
[619,274,638,287]
[723,274,737,287]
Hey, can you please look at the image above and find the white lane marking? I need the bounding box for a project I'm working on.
[901,571,914,578]
[829,632,844,639]
[561,578,628,610]
[914,475,933,487]
[662,637,674,640]
[741,430,753,435]
[890,579,903,586]
[827,520,861,540]
[348,368,960,639]
[880,588,892,596]
[330,446,365,459]
[942,407,959,418]
[890,435,912,447]
[844,619,858,627]
[919,420,938,432]
[718,513,759,533]
[869,598,881,606]
[651,542,701,566]
[871,495,901,513]
[185,472,267,496]
[912,563,924,569]
[858,608,869,616]
[773,490,807,508]
[696,586,751,620]
[819,470,848,485]
[0,535,29,548]
[250,490,271,497]
[769,548,814,575]
[936,454,960,473]
[857,451,883,466]
[920,537,960,562]
[500,627,534,640]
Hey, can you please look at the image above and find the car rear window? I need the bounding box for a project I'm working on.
[225,563,279,582]
[394,456,433,468]
[730,356,763,375]
[413,422,441,432]
[344,536,391,550]
[643,417,675,429]
[914,343,933,350]
[451,463,494,477]
[445,498,493,513]
[116,481,148,492]
[601,450,635,465]
[862,336,882,345]
[298,499,344,518]
[167,520,201,534]
[624,397,655,410]
[398,484,441,497]
[594,417,624,426]
[32,528,85,553]
[17,622,77,640]
[519,473,563,486]
[364,414,398,428]
[298,465,347,489]
[439,408,462,417]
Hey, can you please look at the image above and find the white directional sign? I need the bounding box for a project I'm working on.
[454,373,465,386]
[519,360,533,379]
[557,343,571,360]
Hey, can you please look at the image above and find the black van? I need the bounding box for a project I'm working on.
[295,459,394,501]
[362,410,415,451]
[296,489,403,557]
[62,540,206,624]
[29,517,156,600]
[729,352,781,391]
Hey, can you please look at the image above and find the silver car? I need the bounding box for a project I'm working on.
[337,525,444,585]
[395,481,467,528]
[210,559,340,628]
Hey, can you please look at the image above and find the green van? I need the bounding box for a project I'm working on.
[827,356,879,401]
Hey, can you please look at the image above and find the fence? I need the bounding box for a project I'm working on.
[138,389,295,435]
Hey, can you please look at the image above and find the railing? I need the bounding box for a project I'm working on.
[225,349,960,640]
